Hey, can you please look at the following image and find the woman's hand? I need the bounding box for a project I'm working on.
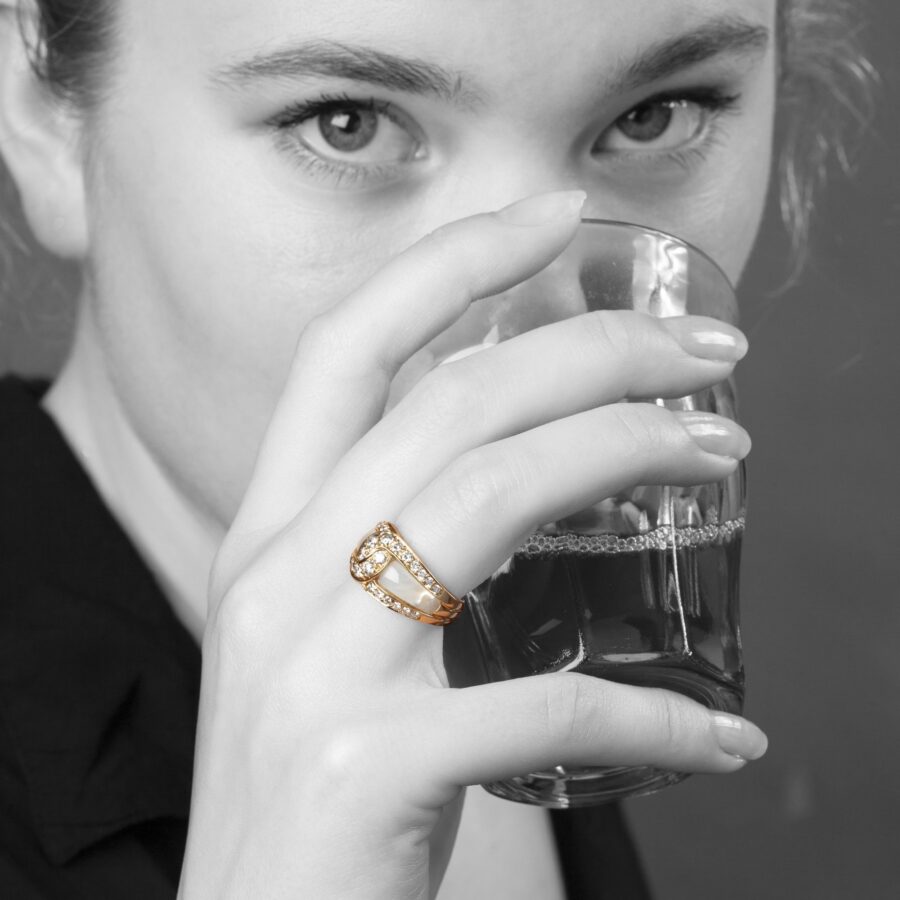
[178,191,765,900]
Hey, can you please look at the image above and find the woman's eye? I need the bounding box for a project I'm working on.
[595,99,708,154]
[292,104,422,165]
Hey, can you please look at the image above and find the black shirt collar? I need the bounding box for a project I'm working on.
[0,376,201,864]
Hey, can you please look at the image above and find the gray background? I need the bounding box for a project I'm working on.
[2,5,899,898]
[627,6,900,898]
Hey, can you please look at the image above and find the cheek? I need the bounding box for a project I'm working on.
[636,140,775,290]
[685,86,778,285]
[683,144,773,287]
[83,115,419,519]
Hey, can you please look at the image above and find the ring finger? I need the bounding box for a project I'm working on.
[292,400,747,667]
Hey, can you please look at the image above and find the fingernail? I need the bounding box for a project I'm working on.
[677,411,751,459]
[496,190,586,226]
[712,714,769,761]
[662,317,748,363]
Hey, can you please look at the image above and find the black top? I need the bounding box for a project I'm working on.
[0,376,650,899]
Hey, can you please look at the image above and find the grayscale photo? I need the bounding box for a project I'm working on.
[0,1,896,898]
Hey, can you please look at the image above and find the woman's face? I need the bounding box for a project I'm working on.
[80,0,777,522]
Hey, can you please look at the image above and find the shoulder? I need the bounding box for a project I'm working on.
[0,705,63,900]
[0,375,50,438]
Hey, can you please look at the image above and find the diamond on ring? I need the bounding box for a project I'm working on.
[349,522,464,626]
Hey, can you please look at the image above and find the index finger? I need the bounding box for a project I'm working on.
[234,190,586,534]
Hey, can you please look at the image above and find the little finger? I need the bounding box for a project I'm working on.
[409,675,768,797]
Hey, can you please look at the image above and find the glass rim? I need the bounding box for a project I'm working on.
[579,217,736,292]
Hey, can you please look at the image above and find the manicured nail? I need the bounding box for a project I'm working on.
[496,190,586,226]
[677,411,751,459]
[712,714,769,761]
[662,317,748,363]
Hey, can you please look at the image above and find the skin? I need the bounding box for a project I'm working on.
[36,0,774,631]
[0,0,776,896]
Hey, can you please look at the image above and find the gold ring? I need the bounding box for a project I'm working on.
[350,522,465,626]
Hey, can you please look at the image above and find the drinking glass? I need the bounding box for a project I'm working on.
[460,220,746,807]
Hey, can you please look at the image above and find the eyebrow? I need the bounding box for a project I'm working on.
[212,39,482,107]
[212,16,770,102]
[611,17,771,94]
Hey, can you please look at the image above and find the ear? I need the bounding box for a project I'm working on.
[0,3,88,259]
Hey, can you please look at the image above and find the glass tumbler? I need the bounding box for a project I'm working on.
[462,220,746,807]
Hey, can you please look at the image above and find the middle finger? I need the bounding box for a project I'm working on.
[311,310,746,537]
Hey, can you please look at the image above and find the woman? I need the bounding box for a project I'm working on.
[0,0,860,897]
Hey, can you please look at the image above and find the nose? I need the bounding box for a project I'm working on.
[432,155,594,341]
[413,144,645,358]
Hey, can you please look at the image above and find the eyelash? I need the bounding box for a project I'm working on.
[268,92,416,187]
[598,87,742,170]
[268,87,742,186]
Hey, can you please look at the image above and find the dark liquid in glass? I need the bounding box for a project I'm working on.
[466,523,745,804]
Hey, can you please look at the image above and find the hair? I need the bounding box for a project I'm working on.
[0,0,878,306]
[777,0,877,279]
[22,0,116,107]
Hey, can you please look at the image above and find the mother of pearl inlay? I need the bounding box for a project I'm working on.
[377,560,441,614]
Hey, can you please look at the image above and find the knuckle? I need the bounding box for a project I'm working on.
[650,690,692,748]
[418,221,457,256]
[415,225,466,281]
[295,312,343,362]
[416,222,502,301]
[541,675,593,746]
[293,311,373,379]
[298,721,387,813]
[318,723,375,776]
[441,448,513,523]
[608,404,669,456]
[411,364,486,432]
[211,574,272,661]
[581,310,641,363]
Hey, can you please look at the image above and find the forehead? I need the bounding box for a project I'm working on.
[122,0,776,88]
